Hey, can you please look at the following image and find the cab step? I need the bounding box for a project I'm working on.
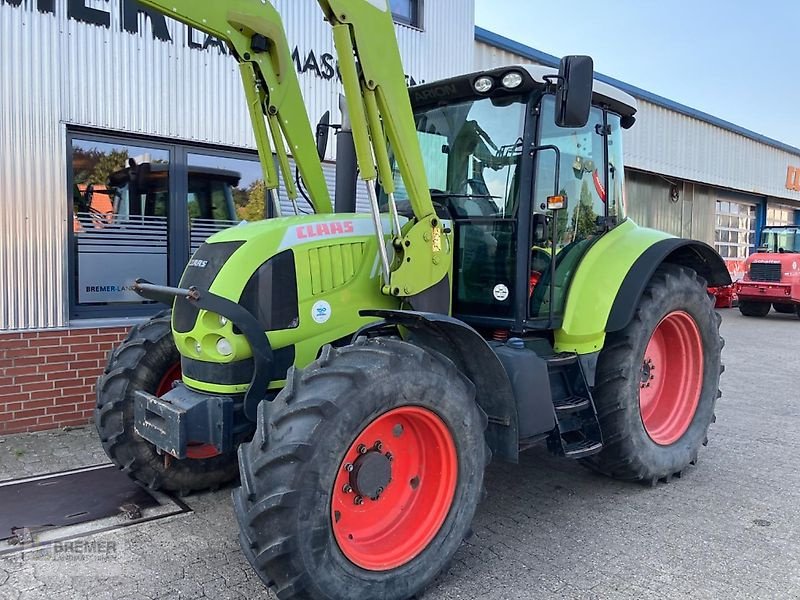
[552,395,590,412]
[545,353,603,459]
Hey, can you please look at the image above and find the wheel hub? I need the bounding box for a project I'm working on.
[350,448,392,500]
[640,358,655,388]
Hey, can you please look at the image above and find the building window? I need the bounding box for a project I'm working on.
[714,200,756,259]
[390,0,421,27]
[68,132,266,319]
[767,205,795,226]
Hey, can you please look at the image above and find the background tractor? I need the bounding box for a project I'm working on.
[94,1,730,598]
[736,225,800,317]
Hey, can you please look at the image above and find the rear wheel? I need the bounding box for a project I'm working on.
[234,337,488,600]
[739,300,771,317]
[773,303,795,315]
[583,264,723,482]
[95,311,244,493]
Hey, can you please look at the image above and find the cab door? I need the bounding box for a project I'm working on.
[528,96,625,322]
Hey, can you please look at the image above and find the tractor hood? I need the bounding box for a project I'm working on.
[169,213,399,395]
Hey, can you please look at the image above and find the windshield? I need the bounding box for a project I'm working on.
[386,97,527,217]
[760,227,800,253]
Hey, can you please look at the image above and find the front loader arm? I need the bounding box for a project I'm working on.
[138,0,333,215]
[318,0,451,298]
[140,0,448,298]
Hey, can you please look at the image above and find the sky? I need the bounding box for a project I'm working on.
[474,0,800,149]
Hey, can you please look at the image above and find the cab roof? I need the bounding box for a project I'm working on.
[410,63,638,121]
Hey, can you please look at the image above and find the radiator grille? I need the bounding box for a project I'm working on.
[749,262,782,283]
[307,242,366,295]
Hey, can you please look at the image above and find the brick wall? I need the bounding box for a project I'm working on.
[0,327,130,435]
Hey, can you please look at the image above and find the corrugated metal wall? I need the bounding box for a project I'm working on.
[625,171,717,243]
[623,101,800,203]
[0,4,66,331]
[0,0,474,330]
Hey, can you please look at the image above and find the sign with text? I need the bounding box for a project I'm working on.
[1,0,423,85]
[786,166,800,192]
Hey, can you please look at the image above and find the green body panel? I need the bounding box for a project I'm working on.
[138,0,332,214]
[553,219,672,355]
[173,214,457,394]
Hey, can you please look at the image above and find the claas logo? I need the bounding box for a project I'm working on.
[296,221,354,239]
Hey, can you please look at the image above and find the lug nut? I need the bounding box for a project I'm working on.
[386,452,393,462]
[344,463,354,472]
[374,441,383,451]
[357,444,367,454]
[354,495,363,505]
[342,484,353,494]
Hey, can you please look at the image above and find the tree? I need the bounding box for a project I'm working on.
[237,180,267,222]
[570,179,598,240]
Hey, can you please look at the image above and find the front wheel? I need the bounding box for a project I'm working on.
[95,311,244,494]
[773,303,795,315]
[234,338,488,600]
[583,264,723,482]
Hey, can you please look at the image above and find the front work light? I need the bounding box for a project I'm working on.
[474,76,493,93]
[501,71,523,89]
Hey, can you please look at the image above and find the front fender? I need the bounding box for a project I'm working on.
[359,309,520,463]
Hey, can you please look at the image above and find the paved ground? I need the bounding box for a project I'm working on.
[1,309,799,599]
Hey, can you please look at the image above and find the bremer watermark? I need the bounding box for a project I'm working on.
[50,540,118,561]
[8,529,118,562]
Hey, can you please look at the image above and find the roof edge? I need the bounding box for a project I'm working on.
[475,26,800,158]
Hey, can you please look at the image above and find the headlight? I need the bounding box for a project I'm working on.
[474,76,493,93]
[501,71,523,89]
[216,337,233,357]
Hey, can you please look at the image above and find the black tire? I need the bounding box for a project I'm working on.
[95,310,244,494]
[773,303,794,314]
[582,264,723,483]
[739,300,771,317]
[233,337,488,600]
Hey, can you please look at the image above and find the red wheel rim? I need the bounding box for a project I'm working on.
[156,362,182,397]
[639,311,704,445]
[155,362,219,460]
[331,406,458,571]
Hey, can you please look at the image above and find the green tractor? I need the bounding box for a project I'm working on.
[95,1,730,598]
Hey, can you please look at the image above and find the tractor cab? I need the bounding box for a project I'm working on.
[75,160,241,228]
[392,64,637,334]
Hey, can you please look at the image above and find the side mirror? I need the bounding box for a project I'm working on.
[555,55,593,128]
[532,213,548,245]
[316,110,331,161]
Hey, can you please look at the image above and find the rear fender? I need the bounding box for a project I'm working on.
[606,239,731,332]
[554,220,729,354]
[359,309,520,463]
